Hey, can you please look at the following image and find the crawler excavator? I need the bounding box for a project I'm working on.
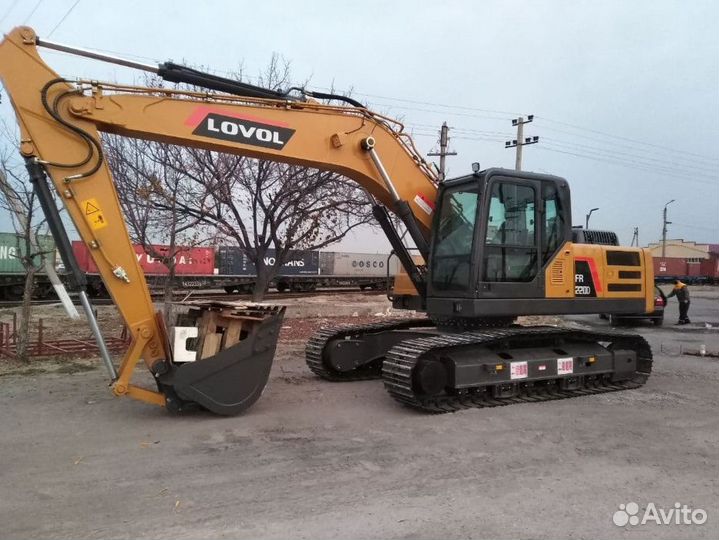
[0,27,653,415]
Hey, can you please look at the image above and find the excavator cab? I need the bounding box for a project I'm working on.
[426,168,571,323]
[428,168,572,313]
[425,167,649,321]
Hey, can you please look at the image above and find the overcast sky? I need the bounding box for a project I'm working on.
[1,0,717,252]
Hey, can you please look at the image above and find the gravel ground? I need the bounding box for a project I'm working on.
[0,292,717,539]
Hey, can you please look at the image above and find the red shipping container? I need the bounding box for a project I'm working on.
[72,241,215,275]
[653,257,688,277]
[700,255,719,279]
[687,260,702,277]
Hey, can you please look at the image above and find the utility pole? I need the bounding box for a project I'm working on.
[428,122,457,181]
[585,207,599,229]
[662,199,675,257]
[505,115,539,170]
[631,227,639,247]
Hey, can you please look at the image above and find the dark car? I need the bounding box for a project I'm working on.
[606,285,666,326]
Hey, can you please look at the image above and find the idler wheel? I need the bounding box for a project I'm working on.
[413,356,448,396]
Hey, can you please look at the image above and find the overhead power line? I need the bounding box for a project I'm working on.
[535,115,719,163]
[47,0,81,38]
[343,90,718,165]
[22,0,43,24]
[358,92,718,165]
[671,223,718,232]
[542,136,719,176]
[352,90,520,117]
[407,123,718,184]
[535,145,718,186]
[369,99,718,169]
[365,100,508,122]
[537,123,719,166]
[408,122,512,138]
[541,142,717,181]
[0,0,21,26]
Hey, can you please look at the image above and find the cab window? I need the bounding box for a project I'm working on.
[542,183,564,264]
[483,182,538,282]
[431,188,479,291]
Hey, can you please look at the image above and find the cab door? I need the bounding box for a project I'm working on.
[478,175,543,299]
[428,182,481,298]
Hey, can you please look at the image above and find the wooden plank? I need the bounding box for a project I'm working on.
[195,311,218,358]
[222,320,244,348]
[200,333,222,359]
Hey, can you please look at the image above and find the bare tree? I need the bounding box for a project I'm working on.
[105,56,373,302]
[159,149,372,300]
[0,146,53,361]
[103,135,210,324]
[184,56,372,300]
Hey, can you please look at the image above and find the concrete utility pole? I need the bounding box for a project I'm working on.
[585,207,599,229]
[631,227,639,247]
[505,115,539,170]
[428,122,457,181]
[662,199,675,257]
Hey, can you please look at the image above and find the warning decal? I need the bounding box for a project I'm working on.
[413,193,435,216]
[81,198,108,231]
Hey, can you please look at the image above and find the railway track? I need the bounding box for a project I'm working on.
[0,287,384,308]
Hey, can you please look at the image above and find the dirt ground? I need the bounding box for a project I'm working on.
[0,290,717,539]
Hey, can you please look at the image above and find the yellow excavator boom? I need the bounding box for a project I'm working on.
[0,26,437,413]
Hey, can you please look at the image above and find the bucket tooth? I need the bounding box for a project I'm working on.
[158,304,285,416]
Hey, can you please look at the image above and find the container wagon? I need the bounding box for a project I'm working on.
[653,256,719,285]
[72,241,225,296]
[221,249,398,293]
[72,241,397,295]
[0,232,57,300]
[317,251,399,291]
[220,247,320,293]
[4,233,400,299]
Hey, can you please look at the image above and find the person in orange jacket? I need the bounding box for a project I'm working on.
[667,280,691,325]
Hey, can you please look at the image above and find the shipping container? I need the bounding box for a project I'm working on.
[651,257,719,284]
[217,245,245,275]
[320,251,400,277]
[653,257,688,278]
[700,256,719,279]
[0,232,56,273]
[217,247,319,276]
[72,241,215,275]
[318,251,335,275]
[687,260,702,277]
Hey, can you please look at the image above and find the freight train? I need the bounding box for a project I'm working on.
[653,256,719,285]
[4,232,716,300]
[74,242,399,297]
[0,232,399,299]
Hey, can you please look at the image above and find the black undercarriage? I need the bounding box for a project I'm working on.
[305,319,652,413]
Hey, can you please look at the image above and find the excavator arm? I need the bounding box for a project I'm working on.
[0,26,437,414]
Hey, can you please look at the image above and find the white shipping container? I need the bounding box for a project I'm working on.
[323,252,400,277]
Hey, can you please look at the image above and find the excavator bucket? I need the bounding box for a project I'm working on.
[158,303,286,416]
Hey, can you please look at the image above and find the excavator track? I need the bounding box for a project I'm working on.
[382,326,652,413]
[305,318,435,381]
